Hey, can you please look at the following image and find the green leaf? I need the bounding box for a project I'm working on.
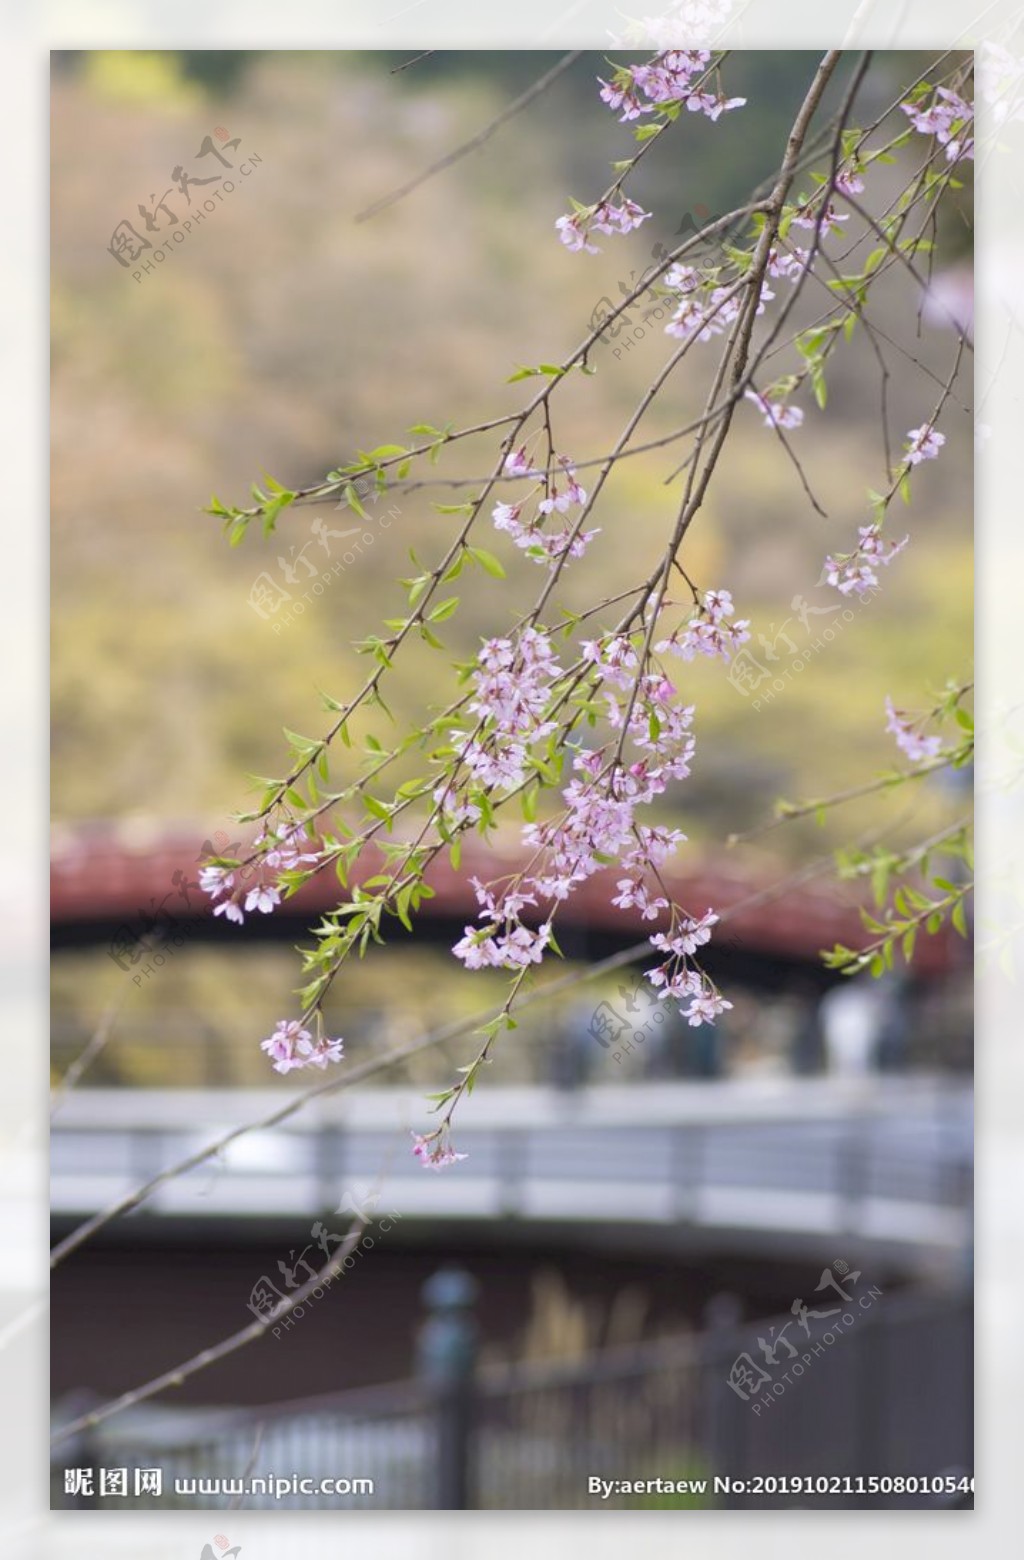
[283,728,320,755]
[810,361,828,410]
[429,597,460,623]
[467,546,506,579]
[343,482,369,520]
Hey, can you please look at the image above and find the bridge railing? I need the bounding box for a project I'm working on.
[50,1079,974,1254]
[52,1282,972,1511]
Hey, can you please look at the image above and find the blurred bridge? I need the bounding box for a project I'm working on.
[50,821,959,986]
[51,1077,972,1270]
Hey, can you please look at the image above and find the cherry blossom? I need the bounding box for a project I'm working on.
[744,388,804,431]
[555,212,600,253]
[682,989,734,1026]
[592,197,651,235]
[767,246,811,282]
[611,879,670,919]
[199,864,234,900]
[792,201,847,236]
[979,42,1024,128]
[835,165,866,196]
[260,1020,344,1075]
[556,198,651,254]
[650,909,719,956]
[824,525,908,596]
[244,883,281,915]
[491,453,597,569]
[257,821,321,871]
[904,425,946,465]
[621,4,734,51]
[412,1130,468,1171]
[503,447,541,478]
[684,90,746,120]
[901,85,974,162]
[656,588,751,663]
[664,272,773,345]
[665,284,741,343]
[598,51,743,123]
[884,696,943,763]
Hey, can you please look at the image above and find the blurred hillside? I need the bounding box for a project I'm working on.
[51,49,971,846]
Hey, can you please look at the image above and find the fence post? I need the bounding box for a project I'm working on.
[52,1391,101,1509]
[416,1266,479,1510]
[702,1292,744,1509]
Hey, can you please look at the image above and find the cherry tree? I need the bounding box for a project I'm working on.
[199,47,974,1168]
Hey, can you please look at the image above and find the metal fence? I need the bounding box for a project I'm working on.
[54,1284,972,1511]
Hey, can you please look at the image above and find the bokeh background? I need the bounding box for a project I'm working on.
[50,49,973,1511]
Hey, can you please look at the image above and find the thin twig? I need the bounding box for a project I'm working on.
[355,52,583,223]
[50,1000,123,1119]
[391,50,435,74]
[51,1218,371,1447]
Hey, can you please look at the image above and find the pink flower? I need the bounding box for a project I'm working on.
[902,86,974,162]
[256,822,321,870]
[824,526,908,596]
[555,212,600,253]
[305,1036,345,1070]
[884,696,943,763]
[244,883,281,915]
[649,909,718,957]
[260,1019,344,1075]
[503,447,539,478]
[665,263,702,293]
[744,389,804,431]
[213,898,245,924]
[452,927,500,969]
[685,90,746,120]
[598,75,648,121]
[835,165,865,196]
[199,864,235,900]
[792,201,847,236]
[412,1131,468,1171]
[656,588,750,663]
[767,246,811,282]
[612,879,669,919]
[904,425,945,465]
[682,990,733,1026]
[558,197,651,253]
